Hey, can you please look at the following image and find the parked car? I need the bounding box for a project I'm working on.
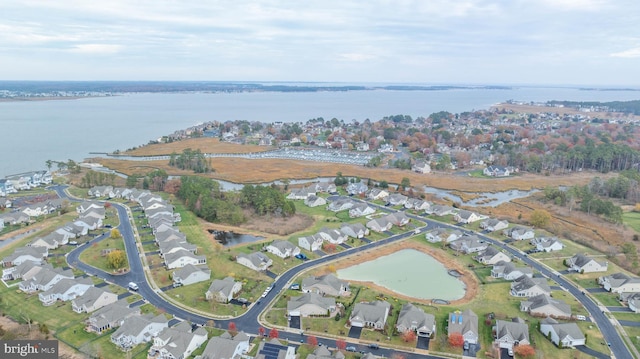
[346,346,356,352]
[368,343,379,349]
[295,253,308,260]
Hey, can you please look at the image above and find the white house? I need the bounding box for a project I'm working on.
[531,237,565,252]
[539,318,585,348]
[72,286,118,313]
[480,218,509,232]
[304,195,327,208]
[566,254,608,273]
[236,252,272,272]
[164,249,206,270]
[111,313,169,350]
[302,274,350,297]
[298,235,323,252]
[396,303,436,337]
[495,318,530,350]
[265,240,301,259]
[149,321,208,359]
[172,264,211,286]
[504,226,535,241]
[287,293,336,317]
[475,246,511,265]
[454,210,482,224]
[349,203,376,218]
[598,273,640,293]
[350,301,390,329]
[510,276,551,298]
[520,294,572,318]
[38,277,93,306]
[199,331,250,359]
[340,223,369,239]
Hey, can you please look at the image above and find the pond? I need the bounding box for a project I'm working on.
[336,248,466,301]
[208,230,265,247]
[422,187,539,207]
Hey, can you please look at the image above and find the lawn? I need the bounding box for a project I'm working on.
[623,211,640,234]
[78,235,129,273]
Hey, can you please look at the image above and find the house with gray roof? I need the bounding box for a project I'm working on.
[425,228,461,243]
[495,317,530,349]
[72,286,118,313]
[155,229,187,243]
[150,321,208,359]
[30,233,63,250]
[366,217,392,233]
[111,313,169,350]
[317,227,347,245]
[159,238,197,257]
[539,318,585,347]
[480,218,509,232]
[520,294,571,318]
[404,198,430,211]
[491,261,533,281]
[287,292,336,317]
[236,252,272,272]
[346,181,368,196]
[454,210,482,224]
[265,240,301,259]
[599,272,640,293]
[172,264,211,287]
[302,274,350,297]
[625,293,640,313]
[2,261,51,281]
[287,186,316,200]
[367,188,389,201]
[0,212,30,225]
[449,235,488,254]
[2,246,48,267]
[349,203,376,218]
[475,246,511,265]
[19,266,73,293]
[503,226,535,241]
[531,237,564,252]
[307,346,346,359]
[164,249,206,269]
[298,234,323,252]
[428,204,454,216]
[447,309,478,344]
[387,193,408,206]
[206,277,242,303]
[350,301,390,329]
[197,331,250,359]
[38,277,93,306]
[340,223,369,239]
[510,276,551,298]
[385,212,410,226]
[86,300,140,334]
[315,181,337,194]
[566,254,608,273]
[304,195,327,208]
[327,197,355,212]
[396,303,435,337]
[79,207,106,221]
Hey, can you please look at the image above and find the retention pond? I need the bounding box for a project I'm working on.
[336,248,466,301]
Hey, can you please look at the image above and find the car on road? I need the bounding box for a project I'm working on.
[368,343,379,349]
[128,282,139,291]
[346,346,356,352]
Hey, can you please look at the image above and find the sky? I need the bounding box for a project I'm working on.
[1,0,639,86]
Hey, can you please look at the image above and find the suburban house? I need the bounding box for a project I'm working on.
[504,226,535,241]
[412,160,431,174]
[491,261,533,281]
[199,331,250,359]
[449,235,488,254]
[86,300,140,334]
[366,217,393,233]
[520,294,572,318]
[539,318,585,348]
[623,293,640,313]
[428,204,454,217]
[149,321,208,359]
[30,233,64,250]
[348,203,376,218]
[0,212,30,226]
[346,181,368,196]
[19,267,74,293]
[314,181,337,194]
[340,223,369,239]
[598,272,640,293]
[164,249,206,270]
[1,246,48,267]
[447,309,479,345]
[304,195,327,208]
[387,193,408,207]
[287,186,316,200]
[302,274,350,297]
[483,165,511,177]
[326,198,355,212]
[396,303,436,337]
[454,210,482,224]
[38,277,93,306]
[72,286,118,313]
[265,240,301,259]
[385,212,410,226]
[349,301,391,329]
[307,346,346,359]
[172,264,211,287]
[495,317,530,350]
[76,201,104,214]
[206,277,242,303]
[475,246,511,265]
[404,198,431,211]
[110,313,169,350]
[367,188,389,201]
[480,218,509,232]
[565,254,608,273]
[287,292,337,317]
[425,228,462,243]
[317,228,347,245]
[510,276,551,298]
[298,235,323,252]
[2,261,51,281]
[531,237,565,252]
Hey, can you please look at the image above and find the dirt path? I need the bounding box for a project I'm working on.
[315,239,479,306]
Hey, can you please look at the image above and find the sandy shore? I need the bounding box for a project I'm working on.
[316,239,479,306]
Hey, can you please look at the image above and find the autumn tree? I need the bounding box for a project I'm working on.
[448,332,464,347]
[106,250,126,269]
[336,339,347,350]
[110,228,121,239]
[269,328,279,339]
[323,243,337,253]
[307,335,318,347]
[228,322,237,336]
[514,344,535,358]
[402,330,417,342]
[258,327,265,337]
[530,209,551,228]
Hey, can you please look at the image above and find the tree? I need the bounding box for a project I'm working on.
[323,243,337,253]
[335,339,347,351]
[514,344,535,358]
[258,327,265,337]
[402,330,417,342]
[110,228,121,239]
[106,250,126,269]
[400,177,411,191]
[448,332,464,347]
[228,322,237,335]
[530,209,551,228]
[307,335,318,347]
[269,328,279,339]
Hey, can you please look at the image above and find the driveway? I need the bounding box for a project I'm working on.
[340,243,352,249]
[265,270,277,279]
[587,287,608,293]
[606,306,630,312]
[289,315,301,329]
[416,336,430,350]
[463,342,480,357]
[359,237,372,243]
[619,320,640,327]
[575,345,610,359]
[348,326,362,339]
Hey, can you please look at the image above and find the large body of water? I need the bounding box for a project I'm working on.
[1,86,639,177]
[336,248,466,300]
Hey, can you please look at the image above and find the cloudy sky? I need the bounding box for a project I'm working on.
[1,0,639,85]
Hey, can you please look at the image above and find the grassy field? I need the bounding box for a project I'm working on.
[78,236,129,273]
[623,211,640,233]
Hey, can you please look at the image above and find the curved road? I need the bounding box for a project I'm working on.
[56,186,631,359]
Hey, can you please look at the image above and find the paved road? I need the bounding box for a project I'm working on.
[55,187,632,359]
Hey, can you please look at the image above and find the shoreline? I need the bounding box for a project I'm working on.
[315,239,479,306]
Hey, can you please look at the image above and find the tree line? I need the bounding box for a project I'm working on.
[169,148,213,173]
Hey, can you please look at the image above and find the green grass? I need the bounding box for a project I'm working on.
[623,211,640,234]
[78,236,129,273]
[592,292,623,307]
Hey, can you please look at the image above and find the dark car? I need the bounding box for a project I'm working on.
[346,346,356,352]
[368,343,379,349]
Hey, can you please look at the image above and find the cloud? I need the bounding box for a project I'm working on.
[610,47,640,58]
[538,0,607,11]
[69,44,123,54]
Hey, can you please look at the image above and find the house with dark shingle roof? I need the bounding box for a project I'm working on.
[396,303,435,337]
[350,301,390,329]
[540,318,585,347]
